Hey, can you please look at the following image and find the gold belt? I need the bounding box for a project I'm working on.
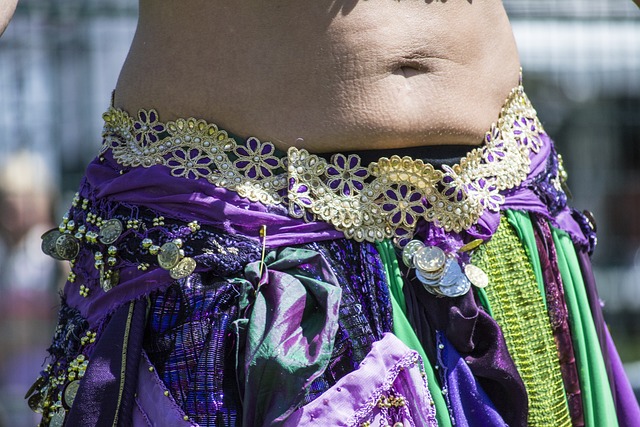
[102,83,544,245]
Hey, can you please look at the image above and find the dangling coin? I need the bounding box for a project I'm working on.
[439,275,471,297]
[49,408,66,427]
[101,269,120,292]
[27,393,43,413]
[459,239,484,253]
[158,242,181,270]
[170,257,196,279]
[439,260,463,287]
[464,264,489,289]
[98,219,123,245]
[41,229,63,259]
[62,380,80,409]
[401,240,425,267]
[415,270,441,287]
[55,234,80,260]
[25,375,46,400]
[414,246,446,273]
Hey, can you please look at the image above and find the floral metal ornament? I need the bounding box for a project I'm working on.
[102,84,544,245]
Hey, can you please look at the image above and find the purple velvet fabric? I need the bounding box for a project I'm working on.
[437,332,506,427]
[402,276,528,427]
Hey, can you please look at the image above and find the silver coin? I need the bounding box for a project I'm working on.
[439,275,471,297]
[415,268,441,287]
[101,270,119,292]
[41,229,63,259]
[439,260,463,287]
[414,246,446,273]
[62,380,80,409]
[170,257,196,279]
[423,284,445,297]
[55,234,80,260]
[99,219,123,245]
[464,264,489,289]
[401,240,425,267]
[158,242,181,270]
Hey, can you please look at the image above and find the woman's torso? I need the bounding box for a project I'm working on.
[114,0,520,153]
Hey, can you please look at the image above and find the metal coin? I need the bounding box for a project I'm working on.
[41,229,63,259]
[439,260,463,287]
[25,374,46,400]
[414,246,446,273]
[49,409,66,427]
[99,219,123,245]
[55,234,80,260]
[62,380,80,409]
[464,264,489,289]
[439,275,471,297]
[401,240,424,267]
[415,268,441,287]
[170,257,196,279]
[459,239,484,253]
[28,393,43,413]
[417,266,445,281]
[423,284,445,297]
[158,242,181,270]
[101,270,119,292]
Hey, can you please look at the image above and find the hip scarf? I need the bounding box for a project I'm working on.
[27,81,639,427]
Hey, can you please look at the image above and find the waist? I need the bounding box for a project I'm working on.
[100,81,551,244]
[115,0,520,152]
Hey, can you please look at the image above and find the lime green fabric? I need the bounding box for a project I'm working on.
[552,229,618,427]
[376,240,452,427]
[505,210,547,308]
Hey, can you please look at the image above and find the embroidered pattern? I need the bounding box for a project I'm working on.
[102,84,543,244]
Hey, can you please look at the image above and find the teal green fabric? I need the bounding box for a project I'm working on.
[552,229,618,427]
[376,240,452,427]
[505,210,547,308]
[237,247,343,426]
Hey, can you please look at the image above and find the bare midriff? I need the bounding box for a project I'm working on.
[114,0,520,153]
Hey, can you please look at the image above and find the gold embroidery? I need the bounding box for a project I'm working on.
[102,84,543,244]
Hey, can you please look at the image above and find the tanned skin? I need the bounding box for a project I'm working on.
[115,0,521,153]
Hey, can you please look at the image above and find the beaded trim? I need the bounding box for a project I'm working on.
[102,84,543,243]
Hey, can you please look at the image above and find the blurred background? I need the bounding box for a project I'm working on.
[0,0,639,425]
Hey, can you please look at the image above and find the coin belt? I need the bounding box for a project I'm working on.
[41,193,202,298]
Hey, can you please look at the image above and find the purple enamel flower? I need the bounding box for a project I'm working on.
[513,117,543,152]
[326,154,368,197]
[133,110,165,145]
[234,137,281,179]
[382,184,425,227]
[167,148,211,179]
